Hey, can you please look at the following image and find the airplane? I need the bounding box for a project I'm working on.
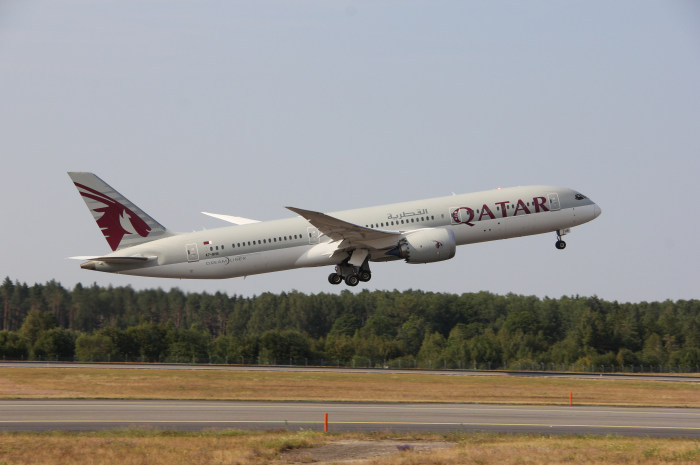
[68,172,601,286]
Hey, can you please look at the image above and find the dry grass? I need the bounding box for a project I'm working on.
[0,367,699,407]
[0,428,317,465]
[0,429,699,465]
[372,431,700,465]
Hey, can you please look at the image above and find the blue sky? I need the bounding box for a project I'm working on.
[0,1,698,303]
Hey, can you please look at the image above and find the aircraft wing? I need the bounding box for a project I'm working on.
[286,206,400,243]
[202,212,261,225]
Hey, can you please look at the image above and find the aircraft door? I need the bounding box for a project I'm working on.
[547,193,561,211]
[186,243,199,262]
[307,227,320,244]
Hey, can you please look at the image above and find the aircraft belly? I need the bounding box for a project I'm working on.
[533,207,572,233]
[294,242,347,268]
[527,206,594,234]
[505,214,535,237]
[119,247,310,279]
[455,208,589,245]
[265,247,313,272]
[119,261,213,279]
[414,205,595,249]
[452,218,506,245]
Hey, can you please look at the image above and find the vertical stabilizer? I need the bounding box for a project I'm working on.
[68,172,175,251]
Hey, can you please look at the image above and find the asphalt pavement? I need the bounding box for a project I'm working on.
[1,400,698,437]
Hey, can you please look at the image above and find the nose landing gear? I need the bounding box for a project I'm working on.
[555,229,567,250]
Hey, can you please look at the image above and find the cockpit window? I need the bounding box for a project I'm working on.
[574,194,587,200]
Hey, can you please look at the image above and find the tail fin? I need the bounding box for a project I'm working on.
[68,172,176,251]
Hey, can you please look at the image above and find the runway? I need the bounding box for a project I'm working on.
[1,400,699,437]
[1,362,698,383]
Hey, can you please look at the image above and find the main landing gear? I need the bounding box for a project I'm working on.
[555,230,567,250]
[328,260,372,287]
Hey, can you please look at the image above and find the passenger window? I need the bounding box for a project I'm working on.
[273,238,276,242]
[391,221,394,225]
[258,240,261,244]
[431,216,434,220]
[216,246,219,250]
[497,207,500,211]
[210,247,213,251]
[279,237,281,241]
[401,220,404,224]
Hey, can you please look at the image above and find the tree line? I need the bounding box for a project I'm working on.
[1,277,699,368]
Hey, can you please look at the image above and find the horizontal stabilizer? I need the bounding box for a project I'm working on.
[68,256,157,264]
[201,212,260,225]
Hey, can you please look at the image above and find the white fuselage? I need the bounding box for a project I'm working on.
[84,185,601,280]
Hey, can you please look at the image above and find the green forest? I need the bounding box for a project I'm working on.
[1,277,699,371]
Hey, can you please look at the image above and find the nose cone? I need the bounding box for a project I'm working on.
[593,204,602,219]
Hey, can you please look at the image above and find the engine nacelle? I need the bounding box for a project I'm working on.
[385,228,456,264]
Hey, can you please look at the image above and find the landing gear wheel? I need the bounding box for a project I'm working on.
[345,275,360,287]
[328,273,343,285]
[358,270,372,282]
[555,240,567,250]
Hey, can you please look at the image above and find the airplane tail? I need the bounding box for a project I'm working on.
[68,172,177,251]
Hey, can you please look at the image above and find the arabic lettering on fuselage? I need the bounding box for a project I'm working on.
[451,197,550,227]
[386,208,428,220]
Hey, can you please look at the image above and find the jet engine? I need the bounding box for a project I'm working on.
[385,228,456,264]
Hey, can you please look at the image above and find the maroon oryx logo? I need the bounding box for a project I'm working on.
[74,182,151,251]
[433,240,443,249]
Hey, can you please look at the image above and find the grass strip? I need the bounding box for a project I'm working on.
[0,429,699,464]
[0,367,699,407]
